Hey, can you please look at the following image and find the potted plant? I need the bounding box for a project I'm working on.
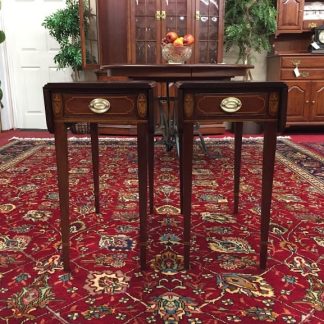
[42,0,82,81]
[224,0,277,79]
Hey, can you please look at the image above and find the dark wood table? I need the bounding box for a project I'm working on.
[43,81,156,271]
[176,81,288,270]
[98,64,253,81]
[98,64,254,150]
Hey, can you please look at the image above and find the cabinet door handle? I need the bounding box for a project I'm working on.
[195,11,201,21]
[161,11,166,20]
[89,98,110,113]
[155,10,161,20]
[312,100,316,104]
[306,100,309,103]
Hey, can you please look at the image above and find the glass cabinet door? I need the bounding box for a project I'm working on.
[194,0,224,63]
[130,0,160,64]
[79,0,100,69]
[161,0,193,62]
[130,0,193,63]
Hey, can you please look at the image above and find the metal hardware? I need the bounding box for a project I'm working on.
[306,100,310,103]
[161,10,166,19]
[195,11,201,20]
[292,60,301,67]
[312,100,316,104]
[155,10,161,20]
[301,71,310,78]
[89,98,110,114]
[308,22,317,28]
[220,97,242,113]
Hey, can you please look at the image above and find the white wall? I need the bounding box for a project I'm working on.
[223,49,268,81]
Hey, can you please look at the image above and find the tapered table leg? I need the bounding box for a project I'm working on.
[260,122,277,270]
[148,126,154,214]
[234,122,243,214]
[90,123,100,213]
[137,123,148,270]
[182,122,194,270]
[54,122,71,272]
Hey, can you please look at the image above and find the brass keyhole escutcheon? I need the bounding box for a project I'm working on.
[89,98,110,114]
[220,97,242,113]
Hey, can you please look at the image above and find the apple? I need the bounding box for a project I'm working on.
[165,31,178,43]
[183,34,194,45]
[173,37,184,46]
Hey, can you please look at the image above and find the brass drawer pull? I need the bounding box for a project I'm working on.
[301,71,310,78]
[292,60,300,67]
[89,98,110,114]
[220,97,242,113]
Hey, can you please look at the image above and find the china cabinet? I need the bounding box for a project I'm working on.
[267,0,324,127]
[79,0,224,67]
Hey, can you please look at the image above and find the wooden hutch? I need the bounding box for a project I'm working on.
[267,0,324,127]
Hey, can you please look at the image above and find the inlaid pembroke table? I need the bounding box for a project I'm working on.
[175,81,288,271]
[43,81,156,271]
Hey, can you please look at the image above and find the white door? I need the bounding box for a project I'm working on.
[2,0,73,129]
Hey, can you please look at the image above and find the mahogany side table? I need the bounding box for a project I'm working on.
[176,81,288,270]
[43,81,156,271]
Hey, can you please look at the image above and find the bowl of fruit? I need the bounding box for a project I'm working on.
[161,32,194,64]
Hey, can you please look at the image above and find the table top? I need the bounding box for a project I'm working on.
[100,64,254,81]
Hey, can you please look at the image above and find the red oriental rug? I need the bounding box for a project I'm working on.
[0,137,323,324]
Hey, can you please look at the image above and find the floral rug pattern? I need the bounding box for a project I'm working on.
[0,137,323,323]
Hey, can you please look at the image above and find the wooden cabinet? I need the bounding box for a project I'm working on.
[79,0,224,67]
[276,0,324,35]
[267,1,324,127]
[276,0,304,34]
[267,54,324,126]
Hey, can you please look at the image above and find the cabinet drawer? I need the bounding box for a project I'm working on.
[281,56,324,68]
[62,94,139,119]
[303,20,324,31]
[281,69,324,80]
[192,93,269,119]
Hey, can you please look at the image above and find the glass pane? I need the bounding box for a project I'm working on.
[197,0,220,63]
[165,0,187,16]
[200,0,219,16]
[165,0,187,35]
[134,0,158,63]
[198,41,208,63]
[136,41,146,63]
[83,0,99,65]
[198,16,208,40]
[147,41,156,63]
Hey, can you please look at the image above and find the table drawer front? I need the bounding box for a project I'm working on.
[280,69,324,80]
[62,94,140,119]
[190,93,269,119]
[281,56,324,68]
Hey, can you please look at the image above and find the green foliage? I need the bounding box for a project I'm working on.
[224,0,277,65]
[42,0,82,79]
[0,30,5,44]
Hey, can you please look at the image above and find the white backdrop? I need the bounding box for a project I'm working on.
[0,0,72,130]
